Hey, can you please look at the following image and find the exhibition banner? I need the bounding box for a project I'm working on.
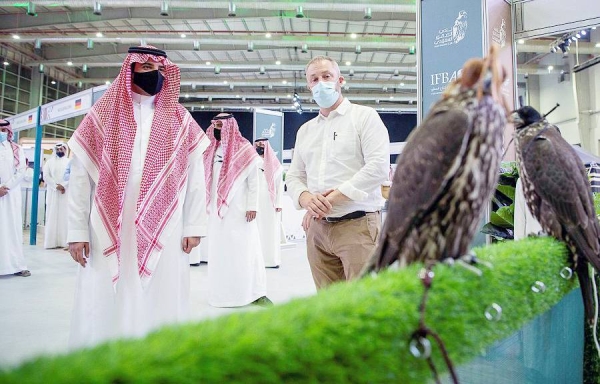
[253,109,284,163]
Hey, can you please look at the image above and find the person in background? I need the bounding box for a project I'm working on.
[43,142,70,249]
[254,138,284,268]
[0,119,30,277]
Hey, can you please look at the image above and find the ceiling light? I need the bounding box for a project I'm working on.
[206,61,211,65]
[581,30,587,36]
[236,94,240,98]
[275,60,281,65]
[350,33,357,39]
[223,80,228,84]
[160,1,169,16]
[400,82,405,86]
[517,39,525,44]
[27,2,37,16]
[3,61,9,66]
[228,2,236,17]
[93,1,102,16]
[265,33,272,38]
[596,43,600,48]
[95,32,103,38]
[51,80,56,85]
[201,105,205,109]
[282,80,287,84]
[12,34,20,39]
[576,33,581,38]
[364,7,372,20]
[547,65,554,71]
[180,33,186,38]
[287,94,291,98]
[184,94,189,98]
[296,6,305,18]
[116,37,121,40]
[67,61,73,66]
[345,61,351,66]
[593,26,597,30]
[105,80,110,85]
[389,96,394,99]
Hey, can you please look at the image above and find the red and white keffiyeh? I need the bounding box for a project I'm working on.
[258,139,283,209]
[0,119,21,168]
[69,46,207,284]
[203,115,259,218]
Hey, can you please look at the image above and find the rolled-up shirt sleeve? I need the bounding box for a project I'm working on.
[285,131,309,210]
[337,109,390,201]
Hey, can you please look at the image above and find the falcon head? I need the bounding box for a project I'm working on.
[511,106,542,130]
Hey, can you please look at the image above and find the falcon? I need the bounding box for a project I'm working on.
[514,105,600,323]
[363,46,508,274]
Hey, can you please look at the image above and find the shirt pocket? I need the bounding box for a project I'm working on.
[330,128,357,161]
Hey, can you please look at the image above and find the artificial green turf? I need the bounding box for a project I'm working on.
[0,237,577,383]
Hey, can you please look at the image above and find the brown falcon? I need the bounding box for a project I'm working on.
[514,105,600,323]
[363,46,508,273]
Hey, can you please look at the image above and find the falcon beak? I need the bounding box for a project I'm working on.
[509,111,524,128]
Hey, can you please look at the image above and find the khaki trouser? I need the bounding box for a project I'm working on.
[306,212,381,290]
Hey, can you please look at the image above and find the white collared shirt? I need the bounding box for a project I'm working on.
[286,98,390,217]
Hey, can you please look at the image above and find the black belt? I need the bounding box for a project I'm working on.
[323,210,370,223]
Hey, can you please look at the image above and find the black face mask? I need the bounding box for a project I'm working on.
[213,129,221,141]
[56,152,65,158]
[256,147,264,156]
[132,70,164,96]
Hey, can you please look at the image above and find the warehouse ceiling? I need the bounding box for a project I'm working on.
[0,1,598,113]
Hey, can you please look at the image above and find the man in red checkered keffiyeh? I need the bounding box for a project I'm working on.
[204,113,272,307]
[254,138,284,268]
[67,46,210,349]
[0,118,30,278]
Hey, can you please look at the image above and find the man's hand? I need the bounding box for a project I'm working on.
[246,211,257,222]
[182,236,201,254]
[299,191,333,219]
[302,211,315,232]
[69,242,90,267]
[57,184,66,194]
[0,186,9,197]
[325,189,350,205]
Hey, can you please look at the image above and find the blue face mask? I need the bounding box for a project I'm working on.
[0,132,7,143]
[311,81,340,109]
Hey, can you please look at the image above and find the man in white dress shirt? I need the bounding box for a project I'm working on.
[286,56,390,289]
[254,138,283,268]
[43,142,70,249]
[67,46,209,348]
[0,119,30,277]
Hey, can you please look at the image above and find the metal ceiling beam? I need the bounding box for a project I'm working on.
[181,103,418,113]
[179,92,415,102]
[516,41,599,55]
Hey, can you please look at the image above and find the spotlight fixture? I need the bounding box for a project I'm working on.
[265,33,272,38]
[348,69,354,77]
[67,61,73,66]
[180,33,186,38]
[409,45,416,55]
[292,92,303,114]
[259,66,266,74]
[355,45,361,54]
[27,2,37,16]
[350,33,357,39]
[364,7,372,20]
[38,63,44,73]
[214,66,221,74]
[193,41,200,51]
[228,2,236,17]
[160,1,169,16]
[93,1,102,16]
[301,44,308,53]
[34,39,42,51]
[393,69,399,77]
[51,80,56,85]
[82,64,88,73]
[296,6,305,18]
[247,42,254,52]
[96,32,103,37]
[275,60,281,65]
[191,83,197,90]
[12,34,20,40]
[87,38,94,50]
[77,81,83,88]
[229,84,234,90]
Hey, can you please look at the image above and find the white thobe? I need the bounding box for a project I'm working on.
[514,178,544,240]
[256,162,283,267]
[207,146,267,307]
[67,93,208,349]
[43,155,70,248]
[0,142,27,275]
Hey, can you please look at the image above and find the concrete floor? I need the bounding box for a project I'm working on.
[0,233,315,368]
